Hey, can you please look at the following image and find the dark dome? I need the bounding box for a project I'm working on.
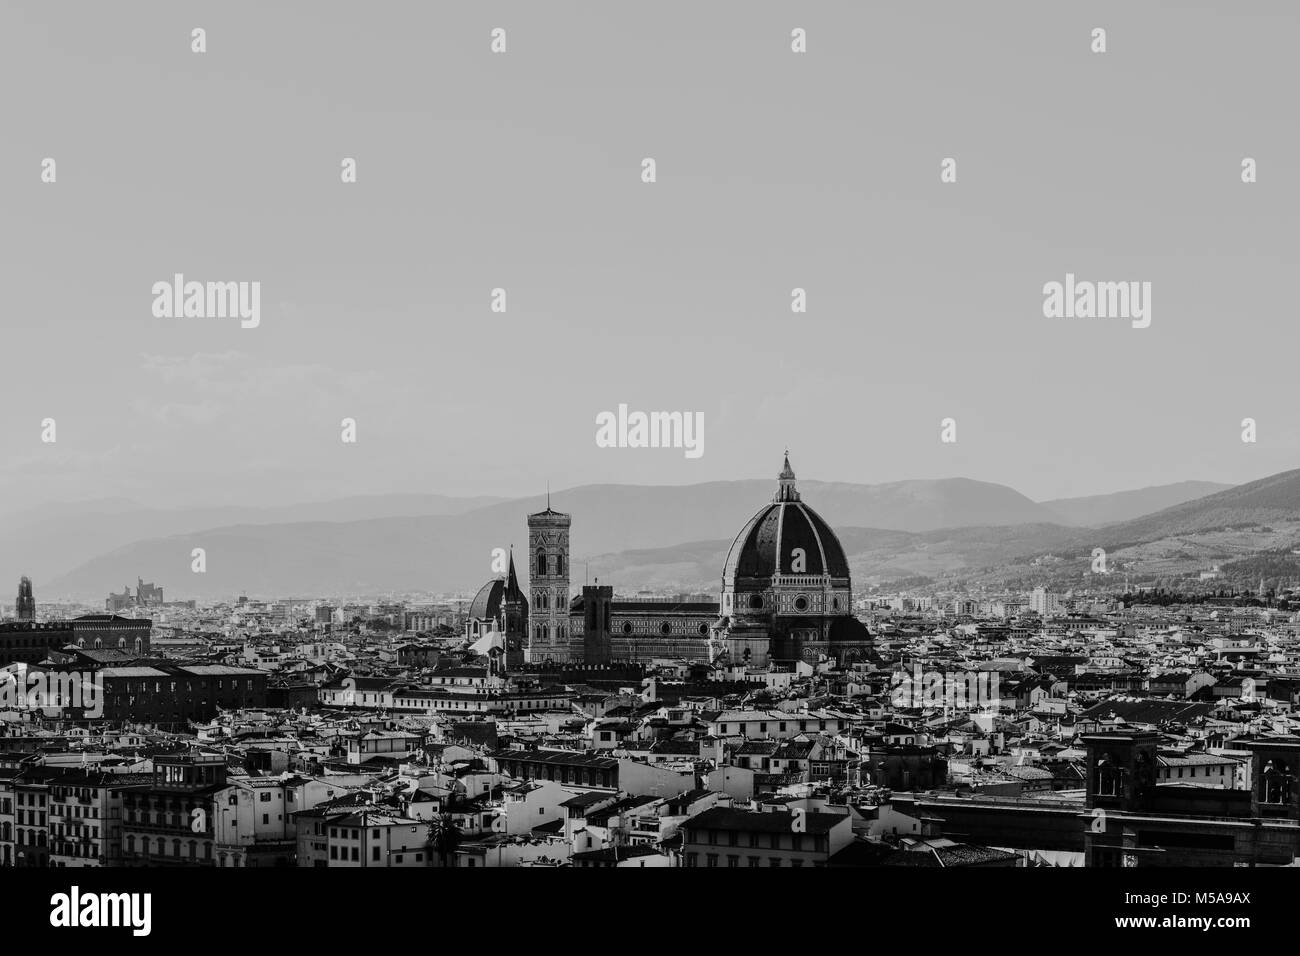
[723,501,851,581]
[468,578,505,620]
[723,456,850,584]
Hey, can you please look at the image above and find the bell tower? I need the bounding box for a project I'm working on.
[527,495,571,664]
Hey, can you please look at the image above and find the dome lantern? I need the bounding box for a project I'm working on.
[776,449,800,502]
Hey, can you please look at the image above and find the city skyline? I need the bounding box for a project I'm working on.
[2,0,1299,910]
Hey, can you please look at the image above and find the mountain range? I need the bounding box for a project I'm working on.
[18,472,1284,602]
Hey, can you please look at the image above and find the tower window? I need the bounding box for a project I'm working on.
[556,553,565,577]
[536,549,547,577]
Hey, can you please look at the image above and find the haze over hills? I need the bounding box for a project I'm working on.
[0,494,508,589]
[1089,469,1300,546]
[1040,481,1231,527]
[39,477,1057,600]
[34,473,1252,602]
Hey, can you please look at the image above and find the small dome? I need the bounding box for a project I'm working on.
[468,578,505,620]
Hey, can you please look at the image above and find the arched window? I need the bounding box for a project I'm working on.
[556,553,565,577]
[1095,754,1124,797]
[1263,759,1292,804]
[536,549,547,577]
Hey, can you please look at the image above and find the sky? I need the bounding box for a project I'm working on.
[2,0,1297,510]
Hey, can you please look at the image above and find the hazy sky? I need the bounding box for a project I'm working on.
[2,1,1297,510]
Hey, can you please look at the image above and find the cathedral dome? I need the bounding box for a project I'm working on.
[468,578,505,620]
[722,454,851,586]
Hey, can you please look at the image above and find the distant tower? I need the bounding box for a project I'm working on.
[16,576,34,623]
[527,498,572,664]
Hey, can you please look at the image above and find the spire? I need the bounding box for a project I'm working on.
[505,547,523,600]
[775,451,800,502]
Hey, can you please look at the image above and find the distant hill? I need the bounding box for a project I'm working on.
[1091,469,1300,547]
[38,477,1061,601]
[35,470,1300,601]
[0,494,507,589]
[1041,481,1232,527]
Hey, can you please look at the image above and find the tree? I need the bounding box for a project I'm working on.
[427,812,462,867]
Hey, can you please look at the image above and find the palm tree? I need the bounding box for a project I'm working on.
[427,812,462,867]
